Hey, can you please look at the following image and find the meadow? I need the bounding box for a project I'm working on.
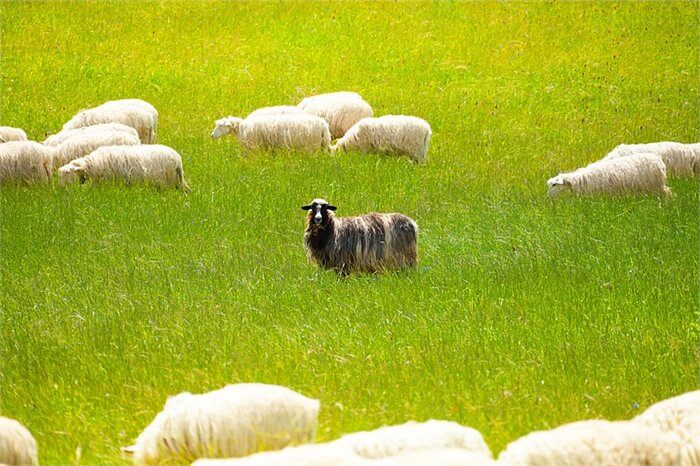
[1,1,698,464]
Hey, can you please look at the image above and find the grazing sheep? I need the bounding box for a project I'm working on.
[247,105,303,120]
[0,416,38,466]
[58,144,187,191]
[633,390,700,466]
[61,99,158,143]
[330,115,432,163]
[302,198,418,274]
[497,420,681,466]
[0,126,28,143]
[122,383,320,466]
[604,141,700,177]
[297,91,373,139]
[52,130,141,167]
[547,152,672,198]
[43,123,139,147]
[211,115,331,153]
[0,141,54,185]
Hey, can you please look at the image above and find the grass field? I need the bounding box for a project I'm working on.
[1,1,698,464]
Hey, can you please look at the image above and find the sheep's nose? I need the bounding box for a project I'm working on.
[314,213,322,223]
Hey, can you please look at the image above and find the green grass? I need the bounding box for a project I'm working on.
[1,1,698,464]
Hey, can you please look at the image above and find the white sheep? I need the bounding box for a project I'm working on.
[547,152,672,198]
[0,126,28,143]
[330,115,432,163]
[0,141,54,185]
[58,144,187,191]
[210,114,331,153]
[247,105,303,120]
[0,416,38,466]
[633,390,700,466]
[43,123,139,147]
[297,91,373,139]
[604,141,700,177]
[192,443,363,466]
[370,448,498,466]
[497,419,682,466]
[122,383,320,465]
[61,98,158,143]
[52,130,141,167]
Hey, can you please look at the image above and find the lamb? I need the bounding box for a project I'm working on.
[122,383,320,466]
[43,123,139,147]
[547,152,672,198]
[247,105,303,120]
[604,141,700,177]
[0,141,54,184]
[330,115,432,163]
[57,144,187,191]
[0,126,28,143]
[210,114,331,153]
[0,416,38,466]
[633,390,700,466]
[52,130,141,167]
[497,419,682,466]
[297,91,373,139]
[302,198,418,274]
[61,98,158,143]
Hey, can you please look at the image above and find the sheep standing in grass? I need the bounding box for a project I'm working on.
[52,130,141,167]
[302,198,418,274]
[61,99,158,143]
[497,420,681,466]
[330,115,432,163]
[211,115,331,153]
[43,123,139,147]
[297,91,373,139]
[0,416,38,466]
[0,126,28,143]
[0,141,54,184]
[604,141,700,177]
[58,144,187,191]
[122,383,320,466]
[247,105,303,119]
[547,153,672,198]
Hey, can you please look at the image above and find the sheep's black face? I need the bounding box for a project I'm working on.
[301,199,337,226]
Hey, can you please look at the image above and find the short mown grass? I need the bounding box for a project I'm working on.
[1,2,698,464]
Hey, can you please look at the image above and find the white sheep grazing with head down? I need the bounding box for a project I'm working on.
[61,98,158,143]
[633,390,700,466]
[0,416,38,466]
[0,126,28,143]
[0,141,54,185]
[297,91,373,139]
[52,130,141,167]
[604,141,700,177]
[43,122,139,147]
[547,152,672,198]
[58,144,187,191]
[247,105,303,120]
[497,419,682,466]
[122,383,320,466]
[330,115,432,163]
[210,114,331,153]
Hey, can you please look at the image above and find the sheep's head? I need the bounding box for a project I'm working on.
[302,198,337,226]
[547,175,572,198]
[58,160,87,186]
[211,116,242,139]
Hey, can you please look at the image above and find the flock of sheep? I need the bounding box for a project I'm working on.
[1,384,698,466]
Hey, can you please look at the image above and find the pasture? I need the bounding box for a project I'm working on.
[1,1,698,464]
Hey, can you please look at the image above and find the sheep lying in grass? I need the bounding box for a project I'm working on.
[330,115,432,163]
[633,390,700,466]
[211,115,331,153]
[0,141,54,185]
[43,122,139,147]
[604,141,700,177]
[52,130,141,167]
[0,416,38,466]
[0,126,28,143]
[122,383,320,466]
[247,105,303,120]
[297,91,373,139]
[302,198,418,274]
[497,420,681,466]
[58,144,187,191]
[61,98,158,143]
[547,153,672,198]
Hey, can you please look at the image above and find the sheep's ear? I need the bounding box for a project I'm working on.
[121,446,136,455]
[562,178,572,186]
[327,205,337,211]
[301,205,312,210]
